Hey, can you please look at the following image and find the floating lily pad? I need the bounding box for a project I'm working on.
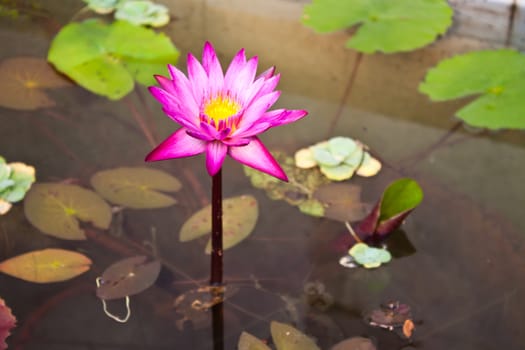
[48,19,179,100]
[238,332,271,350]
[24,183,112,240]
[0,157,36,215]
[0,248,92,283]
[0,57,71,110]
[357,178,423,237]
[270,321,321,350]
[96,256,161,300]
[349,242,391,268]
[83,0,120,14]
[91,167,181,209]
[313,183,370,222]
[331,337,376,350]
[179,195,258,253]
[419,49,525,129]
[0,297,16,350]
[115,0,170,27]
[303,0,453,53]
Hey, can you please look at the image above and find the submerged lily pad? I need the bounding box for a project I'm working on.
[0,57,71,110]
[179,195,258,253]
[91,167,181,209]
[271,321,321,350]
[48,19,179,100]
[115,0,170,27]
[313,183,370,222]
[0,248,92,283]
[238,332,271,350]
[96,256,161,300]
[24,183,112,240]
[303,0,452,53]
[419,49,525,129]
[349,243,391,268]
[357,178,423,237]
[331,337,376,350]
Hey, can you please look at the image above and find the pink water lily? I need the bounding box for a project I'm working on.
[146,42,307,181]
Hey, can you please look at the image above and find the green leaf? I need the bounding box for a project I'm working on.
[24,183,112,240]
[0,248,92,283]
[179,195,258,253]
[48,19,179,100]
[270,321,321,350]
[419,49,525,129]
[91,167,181,209]
[349,243,391,269]
[379,178,423,222]
[238,332,272,350]
[303,0,453,53]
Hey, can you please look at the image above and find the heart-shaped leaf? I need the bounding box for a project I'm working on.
[303,0,453,53]
[24,183,112,240]
[270,321,320,350]
[0,249,92,283]
[0,57,71,110]
[0,298,16,350]
[48,19,179,99]
[91,167,181,209]
[331,336,376,350]
[419,49,525,129]
[96,256,161,300]
[357,178,423,237]
[179,195,258,253]
[238,331,271,350]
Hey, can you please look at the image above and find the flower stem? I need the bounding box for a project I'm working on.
[210,169,223,286]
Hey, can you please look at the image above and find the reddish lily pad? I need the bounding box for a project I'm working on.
[179,195,258,254]
[357,178,423,237]
[0,57,70,110]
[96,256,161,300]
[0,298,16,350]
[24,183,112,240]
[91,167,181,209]
[313,183,371,222]
[0,248,92,283]
[238,332,271,350]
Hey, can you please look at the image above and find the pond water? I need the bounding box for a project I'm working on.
[1,1,524,350]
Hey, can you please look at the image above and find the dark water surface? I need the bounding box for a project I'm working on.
[1,1,524,350]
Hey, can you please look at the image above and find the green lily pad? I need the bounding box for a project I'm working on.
[298,198,325,217]
[83,0,120,14]
[328,136,358,160]
[419,49,525,129]
[115,1,170,27]
[238,332,272,350]
[320,164,356,181]
[270,321,321,350]
[90,167,181,209]
[303,0,453,53]
[349,243,391,269]
[48,19,179,100]
[179,195,258,254]
[24,183,112,240]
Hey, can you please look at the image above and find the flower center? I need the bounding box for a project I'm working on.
[203,95,241,124]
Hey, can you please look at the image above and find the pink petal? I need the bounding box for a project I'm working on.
[202,42,224,94]
[224,48,247,90]
[167,64,199,113]
[228,137,287,181]
[226,56,258,96]
[186,53,208,104]
[261,109,308,126]
[206,141,228,176]
[256,66,275,80]
[145,128,207,161]
[154,75,176,94]
[235,90,281,133]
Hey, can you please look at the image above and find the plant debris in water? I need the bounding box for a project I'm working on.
[48,19,179,99]
[364,301,415,339]
[0,57,71,110]
[0,156,35,215]
[91,167,181,209]
[419,49,525,130]
[302,0,453,53]
[0,248,92,283]
[295,137,381,181]
[0,297,16,350]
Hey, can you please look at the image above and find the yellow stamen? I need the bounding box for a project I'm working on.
[203,95,241,123]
